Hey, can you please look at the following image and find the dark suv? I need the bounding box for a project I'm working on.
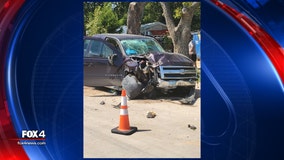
[84,34,197,101]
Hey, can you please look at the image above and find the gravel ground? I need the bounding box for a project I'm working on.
[84,84,201,158]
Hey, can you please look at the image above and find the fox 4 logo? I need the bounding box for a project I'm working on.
[22,130,46,139]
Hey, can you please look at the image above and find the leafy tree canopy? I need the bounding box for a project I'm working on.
[84,2,122,35]
[84,2,200,35]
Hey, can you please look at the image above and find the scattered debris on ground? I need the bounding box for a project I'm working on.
[112,103,121,109]
[100,101,105,105]
[147,111,157,118]
[188,124,197,130]
[84,86,200,158]
[179,93,196,105]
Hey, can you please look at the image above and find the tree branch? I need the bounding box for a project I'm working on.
[176,2,200,36]
[160,2,175,35]
[191,2,200,10]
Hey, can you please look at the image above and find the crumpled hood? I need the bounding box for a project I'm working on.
[146,52,194,66]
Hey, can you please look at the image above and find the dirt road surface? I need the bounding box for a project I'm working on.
[84,86,200,158]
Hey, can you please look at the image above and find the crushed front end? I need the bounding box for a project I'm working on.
[122,52,197,100]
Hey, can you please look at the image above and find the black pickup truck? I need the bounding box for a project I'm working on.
[84,34,197,102]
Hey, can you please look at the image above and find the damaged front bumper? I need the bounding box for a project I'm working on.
[156,79,196,90]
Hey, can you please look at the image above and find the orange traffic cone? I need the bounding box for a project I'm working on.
[111,89,137,135]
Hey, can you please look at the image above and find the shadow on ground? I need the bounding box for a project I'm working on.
[88,87,201,105]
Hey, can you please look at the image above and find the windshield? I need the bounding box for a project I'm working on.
[120,38,165,56]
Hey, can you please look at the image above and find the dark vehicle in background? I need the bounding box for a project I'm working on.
[84,34,197,101]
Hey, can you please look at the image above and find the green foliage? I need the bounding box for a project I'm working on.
[112,2,129,25]
[191,5,201,31]
[142,2,200,30]
[84,2,200,35]
[84,2,122,35]
[84,2,103,35]
[143,2,165,24]
[159,36,173,52]
[173,2,185,19]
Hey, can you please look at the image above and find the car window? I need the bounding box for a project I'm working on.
[105,37,120,51]
[101,43,114,58]
[120,38,165,56]
[84,39,91,56]
[84,38,116,58]
[87,40,102,57]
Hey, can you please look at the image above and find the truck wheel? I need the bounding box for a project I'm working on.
[180,86,196,105]
[147,88,157,99]
[122,74,143,99]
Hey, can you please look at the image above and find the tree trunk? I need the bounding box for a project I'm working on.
[160,2,200,56]
[127,2,146,34]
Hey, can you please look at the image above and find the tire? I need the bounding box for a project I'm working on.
[147,87,157,99]
[121,74,143,99]
[180,86,196,105]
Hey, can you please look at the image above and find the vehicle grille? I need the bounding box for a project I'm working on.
[158,66,197,80]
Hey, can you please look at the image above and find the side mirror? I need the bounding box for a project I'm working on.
[108,54,117,65]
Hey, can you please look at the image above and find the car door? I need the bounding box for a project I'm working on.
[84,37,123,87]
[104,37,125,86]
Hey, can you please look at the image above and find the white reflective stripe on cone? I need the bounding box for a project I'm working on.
[121,96,127,106]
[120,109,128,115]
